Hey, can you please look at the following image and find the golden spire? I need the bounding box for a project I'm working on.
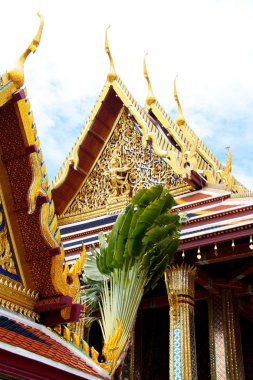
[7,12,44,88]
[105,25,117,83]
[174,75,186,127]
[143,52,155,106]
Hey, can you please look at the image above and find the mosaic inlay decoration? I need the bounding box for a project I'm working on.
[0,195,20,281]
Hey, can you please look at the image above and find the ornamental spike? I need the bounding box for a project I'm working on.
[105,25,117,83]
[143,52,155,106]
[7,12,44,88]
[174,75,186,127]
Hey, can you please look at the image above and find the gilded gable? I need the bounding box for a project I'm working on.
[60,108,190,223]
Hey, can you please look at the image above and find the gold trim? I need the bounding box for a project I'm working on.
[7,12,44,89]
[0,185,29,288]
[143,53,155,106]
[59,107,125,216]
[51,244,86,302]
[0,274,39,320]
[105,25,117,83]
[58,185,191,226]
[174,76,186,127]
[51,83,111,190]
[166,264,197,380]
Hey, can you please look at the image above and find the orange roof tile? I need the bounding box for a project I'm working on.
[0,315,108,379]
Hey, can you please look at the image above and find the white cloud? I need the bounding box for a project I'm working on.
[1,0,253,189]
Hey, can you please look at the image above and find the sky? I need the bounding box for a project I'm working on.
[1,0,253,190]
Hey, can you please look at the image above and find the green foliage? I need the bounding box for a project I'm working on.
[81,185,181,359]
[92,185,180,291]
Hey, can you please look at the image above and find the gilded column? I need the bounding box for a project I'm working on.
[165,264,197,380]
[208,290,245,380]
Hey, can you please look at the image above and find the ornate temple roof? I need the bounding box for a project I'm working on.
[0,14,115,380]
[0,309,109,380]
[0,13,86,325]
[60,188,253,260]
[51,35,246,221]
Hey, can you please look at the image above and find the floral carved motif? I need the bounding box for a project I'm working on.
[64,109,186,217]
[0,196,18,277]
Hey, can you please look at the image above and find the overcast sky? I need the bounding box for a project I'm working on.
[1,0,253,190]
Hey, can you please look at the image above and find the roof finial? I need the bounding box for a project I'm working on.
[174,75,186,127]
[225,146,232,174]
[7,12,44,88]
[144,52,155,106]
[105,25,117,83]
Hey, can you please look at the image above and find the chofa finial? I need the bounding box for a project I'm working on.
[7,12,44,88]
[174,75,186,127]
[143,52,155,106]
[105,25,117,83]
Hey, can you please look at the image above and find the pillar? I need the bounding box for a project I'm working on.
[165,264,197,380]
[208,289,245,380]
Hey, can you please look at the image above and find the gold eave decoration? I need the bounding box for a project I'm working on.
[0,275,39,320]
[51,84,110,190]
[105,25,117,83]
[0,12,43,108]
[143,52,156,107]
[51,244,86,303]
[12,80,84,301]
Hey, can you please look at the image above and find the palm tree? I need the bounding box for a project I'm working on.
[82,185,181,376]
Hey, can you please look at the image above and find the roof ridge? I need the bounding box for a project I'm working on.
[51,82,110,189]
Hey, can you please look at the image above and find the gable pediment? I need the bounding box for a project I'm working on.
[59,108,190,224]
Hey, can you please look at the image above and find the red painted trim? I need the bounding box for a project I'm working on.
[180,224,253,250]
[12,89,25,102]
[0,348,95,380]
[172,194,231,213]
[61,225,112,242]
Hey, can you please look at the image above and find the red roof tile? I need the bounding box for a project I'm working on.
[0,316,107,379]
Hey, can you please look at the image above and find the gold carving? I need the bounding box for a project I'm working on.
[0,226,16,275]
[107,147,131,197]
[0,297,39,321]
[7,12,44,89]
[102,318,123,375]
[105,26,117,83]
[91,319,123,375]
[51,244,86,302]
[0,13,43,107]
[166,264,197,380]
[164,273,178,326]
[63,108,187,218]
[174,75,186,127]
[144,53,155,106]
[218,147,233,191]
[0,275,39,320]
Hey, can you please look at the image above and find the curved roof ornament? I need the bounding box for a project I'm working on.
[143,52,155,106]
[174,75,186,127]
[105,25,117,83]
[7,12,44,88]
[218,146,233,191]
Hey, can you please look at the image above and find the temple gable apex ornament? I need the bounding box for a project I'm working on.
[7,12,44,89]
[0,12,43,108]
[105,25,117,83]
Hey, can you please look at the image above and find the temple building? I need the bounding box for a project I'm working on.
[0,13,253,380]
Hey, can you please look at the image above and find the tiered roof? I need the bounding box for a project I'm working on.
[0,13,109,380]
[52,42,246,221]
